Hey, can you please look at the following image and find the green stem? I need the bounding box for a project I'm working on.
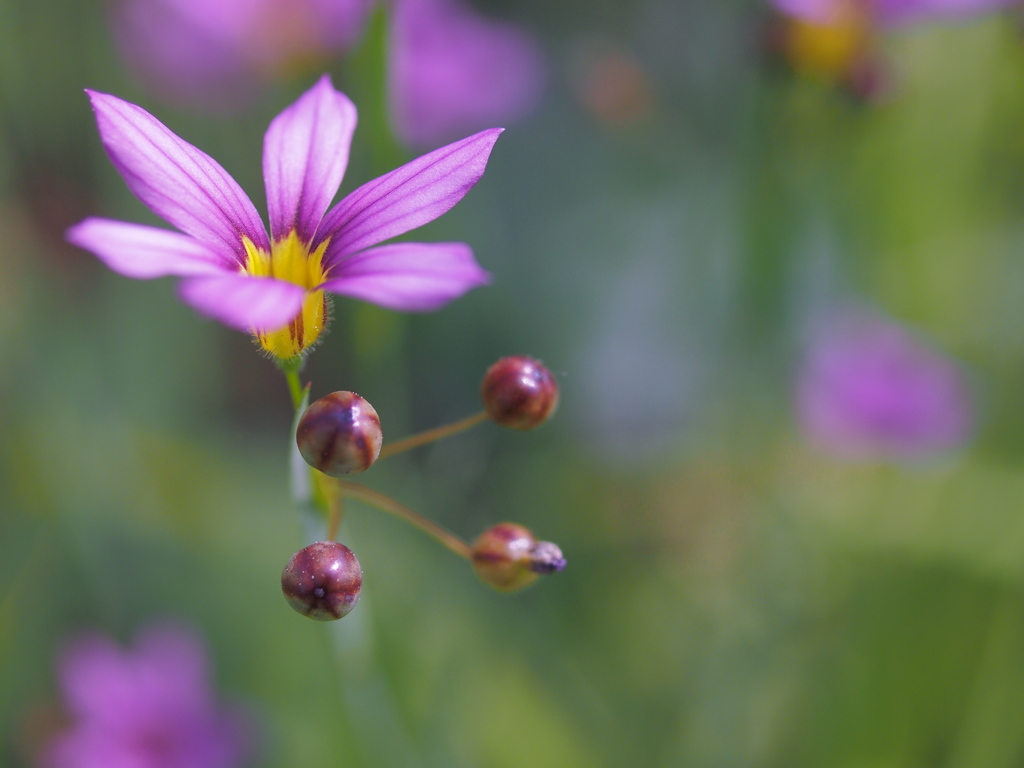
[378,411,489,460]
[348,5,405,177]
[278,356,305,410]
[336,480,472,560]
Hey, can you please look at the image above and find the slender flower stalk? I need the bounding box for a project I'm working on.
[68,75,498,359]
[377,410,488,460]
[335,479,472,559]
[326,489,344,541]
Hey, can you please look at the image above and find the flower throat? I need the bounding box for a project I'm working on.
[242,231,329,358]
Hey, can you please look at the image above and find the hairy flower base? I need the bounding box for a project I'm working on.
[243,231,329,357]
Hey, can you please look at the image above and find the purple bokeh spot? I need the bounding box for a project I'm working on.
[42,623,253,768]
[389,0,544,147]
[796,312,973,460]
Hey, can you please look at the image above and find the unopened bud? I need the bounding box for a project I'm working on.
[281,541,363,620]
[296,391,382,476]
[481,356,559,430]
[470,523,566,592]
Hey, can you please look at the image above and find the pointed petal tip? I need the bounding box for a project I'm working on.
[84,89,118,108]
[319,128,506,259]
[65,218,88,244]
[85,90,270,256]
[471,126,505,144]
[263,74,358,242]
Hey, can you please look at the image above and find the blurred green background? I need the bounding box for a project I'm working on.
[6,0,1024,766]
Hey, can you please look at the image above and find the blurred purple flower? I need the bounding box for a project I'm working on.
[113,0,373,109]
[796,312,973,459]
[770,0,1013,28]
[388,0,544,148]
[41,623,251,768]
[67,75,497,359]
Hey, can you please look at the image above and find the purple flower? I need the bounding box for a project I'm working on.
[68,75,497,359]
[42,623,251,768]
[388,0,544,148]
[113,0,373,109]
[796,312,973,460]
[770,0,1013,28]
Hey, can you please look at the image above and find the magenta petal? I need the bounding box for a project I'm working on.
[263,75,357,243]
[317,128,503,265]
[178,274,306,331]
[67,218,235,278]
[87,90,269,258]
[321,241,490,311]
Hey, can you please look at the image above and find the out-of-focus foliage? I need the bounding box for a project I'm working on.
[6,0,1024,766]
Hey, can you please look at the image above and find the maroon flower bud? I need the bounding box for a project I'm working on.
[470,522,566,592]
[480,356,559,430]
[281,541,363,620]
[296,391,382,476]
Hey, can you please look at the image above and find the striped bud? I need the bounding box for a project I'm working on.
[281,541,362,620]
[470,523,566,592]
[481,356,559,430]
[296,391,382,476]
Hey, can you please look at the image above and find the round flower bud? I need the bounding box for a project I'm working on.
[480,356,559,430]
[470,523,566,592]
[296,391,382,476]
[281,541,363,620]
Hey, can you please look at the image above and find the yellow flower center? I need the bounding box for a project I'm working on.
[784,1,871,82]
[242,231,330,359]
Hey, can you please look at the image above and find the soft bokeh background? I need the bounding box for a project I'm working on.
[6,0,1024,765]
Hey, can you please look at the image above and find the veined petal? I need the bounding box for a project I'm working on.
[178,274,307,332]
[263,75,357,244]
[87,90,270,258]
[321,242,490,311]
[67,218,234,278]
[318,128,502,266]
